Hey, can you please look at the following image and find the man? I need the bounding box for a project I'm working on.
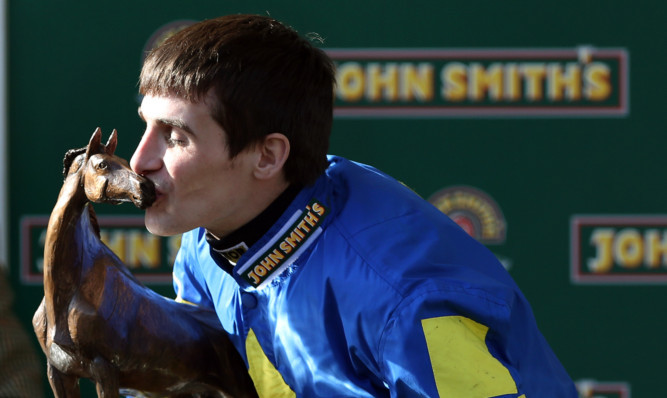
[131,14,578,397]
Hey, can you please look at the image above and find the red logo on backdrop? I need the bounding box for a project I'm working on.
[142,20,197,61]
[428,185,506,245]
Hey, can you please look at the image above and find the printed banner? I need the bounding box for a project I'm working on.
[327,46,628,117]
[576,379,631,398]
[21,215,180,285]
[571,215,667,284]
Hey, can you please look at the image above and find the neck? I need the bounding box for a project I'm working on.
[207,184,301,261]
[43,175,89,299]
[207,177,291,239]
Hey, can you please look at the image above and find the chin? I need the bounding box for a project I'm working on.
[145,213,195,237]
[145,223,169,237]
[144,213,175,237]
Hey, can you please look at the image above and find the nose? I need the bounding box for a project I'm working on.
[130,129,163,175]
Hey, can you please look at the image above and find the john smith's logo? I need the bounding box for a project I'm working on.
[327,46,629,117]
[571,215,667,284]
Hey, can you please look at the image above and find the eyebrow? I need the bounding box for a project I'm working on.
[137,108,195,135]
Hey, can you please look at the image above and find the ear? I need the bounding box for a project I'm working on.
[86,127,102,158]
[253,133,290,180]
[105,129,118,155]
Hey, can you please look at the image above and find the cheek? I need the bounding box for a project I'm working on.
[84,181,102,202]
[164,150,221,190]
[162,150,195,181]
[162,140,238,193]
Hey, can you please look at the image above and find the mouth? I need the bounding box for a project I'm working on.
[100,180,131,206]
[132,178,157,210]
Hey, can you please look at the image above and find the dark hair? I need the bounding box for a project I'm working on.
[139,14,335,185]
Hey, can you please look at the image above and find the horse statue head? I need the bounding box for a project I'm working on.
[63,127,155,209]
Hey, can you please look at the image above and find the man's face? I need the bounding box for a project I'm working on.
[131,93,256,237]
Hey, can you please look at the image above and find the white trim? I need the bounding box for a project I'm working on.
[256,226,322,290]
[236,209,303,275]
[0,0,6,270]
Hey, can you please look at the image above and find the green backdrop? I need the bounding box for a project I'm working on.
[7,1,665,396]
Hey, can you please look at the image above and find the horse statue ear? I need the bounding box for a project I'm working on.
[105,129,118,155]
[85,127,103,159]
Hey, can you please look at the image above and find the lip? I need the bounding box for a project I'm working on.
[149,188,165,207]
[142,176,166,208]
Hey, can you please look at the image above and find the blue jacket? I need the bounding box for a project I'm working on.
[173,156,578,397]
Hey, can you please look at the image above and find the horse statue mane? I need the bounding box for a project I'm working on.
[32,128,258,398]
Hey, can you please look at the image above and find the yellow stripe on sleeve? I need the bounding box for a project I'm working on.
[245,328,296,398]
[421,316,518,397]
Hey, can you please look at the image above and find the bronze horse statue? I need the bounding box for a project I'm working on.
[32,128,258,398]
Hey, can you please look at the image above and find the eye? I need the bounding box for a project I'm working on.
[97,160,109,170]
[165,131,186,147]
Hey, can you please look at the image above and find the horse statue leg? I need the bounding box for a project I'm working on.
[91,356,120,398]
[48,364,81,398]
[36,300,81,398]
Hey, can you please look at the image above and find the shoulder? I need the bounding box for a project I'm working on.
[325,156,448,236]
[326,157,503,286]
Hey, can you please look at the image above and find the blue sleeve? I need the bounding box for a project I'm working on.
[378,287,577,398]
[172,228,215,309]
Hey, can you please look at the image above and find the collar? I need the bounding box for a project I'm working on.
[207,168,335,290]
[234,198,329,289]
[206,184,301,264]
